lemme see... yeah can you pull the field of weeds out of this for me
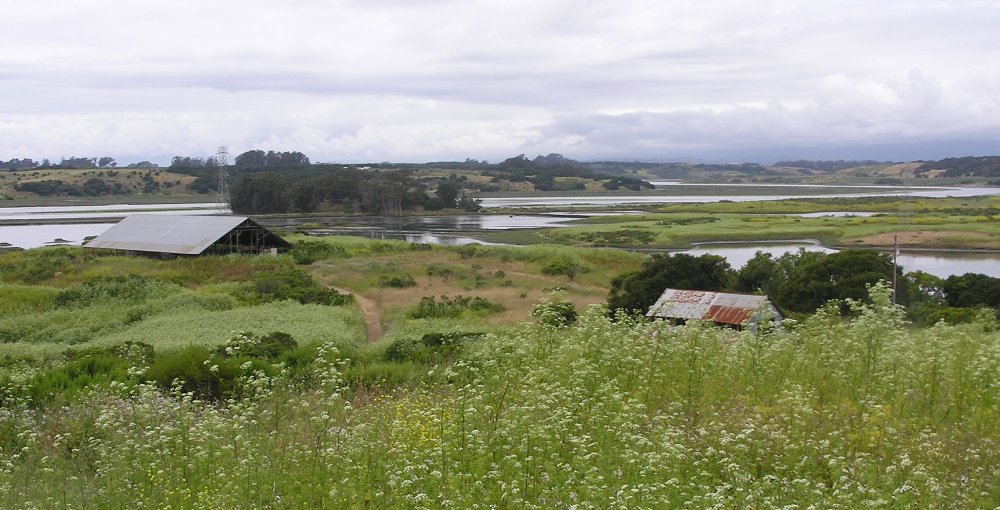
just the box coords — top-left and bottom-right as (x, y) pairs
(1, 241), (998, 508)
(0, 286), (996, 508)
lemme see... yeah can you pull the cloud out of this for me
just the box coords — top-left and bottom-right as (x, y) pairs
(2, 0), (1000, 163)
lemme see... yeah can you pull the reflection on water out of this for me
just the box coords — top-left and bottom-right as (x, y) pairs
(675, 242), (1000, 279)
(2, 203), (998, 278)
(677, 243), (834, 269)
(0, 203), (225, 221)
(402, 234), (503, 246)
(264, 214), (576, 231)
(795, 211), (878, 218)
(480, 185), (1000, 207)
(0, 223), (114, 249)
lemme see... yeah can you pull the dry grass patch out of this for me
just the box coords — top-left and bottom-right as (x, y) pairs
(309, 249), (613, 330)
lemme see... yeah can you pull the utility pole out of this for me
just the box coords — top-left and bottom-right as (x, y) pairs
(892, 234), (899, 305)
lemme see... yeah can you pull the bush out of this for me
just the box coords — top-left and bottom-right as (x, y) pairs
(377, 273), (417, 288)
(408, 295), (504, 319)
(25, 352), (131, 405)
(289, 240), (349, 265)
(216, 331), (298, 361)
(384, 337), (421, 363)
(532, 293), (578, 327)
(248, 268), (353, 305)
(564, 229), (656, 246)
(382, 332), (486, 364)
(0, 246), (89, 284)
(426, 264), (463, 281)
(54, 274), (180, 307)
(145, 345), (275, 401)
(540, 260), (587, 281)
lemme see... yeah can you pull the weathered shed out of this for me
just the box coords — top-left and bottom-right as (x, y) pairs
(646, 288), (782, 330)
(85, 215), (291, 256)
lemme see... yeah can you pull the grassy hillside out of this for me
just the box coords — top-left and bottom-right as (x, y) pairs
(0, 167), (209, 203)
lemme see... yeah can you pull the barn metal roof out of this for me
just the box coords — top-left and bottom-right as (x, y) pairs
(646, 289), (777, 325)
(84, 215), (285, 255)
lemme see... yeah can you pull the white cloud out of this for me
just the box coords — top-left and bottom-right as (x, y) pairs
(2, 0), (1000, 162)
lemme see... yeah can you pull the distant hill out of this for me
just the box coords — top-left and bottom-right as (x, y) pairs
(916, 156), (1000, 178)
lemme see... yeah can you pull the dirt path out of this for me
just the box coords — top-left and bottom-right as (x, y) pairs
(331, 286), (383, 343)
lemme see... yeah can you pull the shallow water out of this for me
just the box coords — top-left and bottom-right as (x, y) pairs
(674, 242), (1000, 278)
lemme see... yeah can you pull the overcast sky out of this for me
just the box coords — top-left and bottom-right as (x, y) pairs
(2, 0), (1000, 164)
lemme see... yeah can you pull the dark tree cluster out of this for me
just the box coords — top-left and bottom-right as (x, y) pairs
(228, 166), (479, 215)
(733, 250), (907, 313)
(608, 253), (731, 313)
(233, 150), (310, 170)
(13, 178), (126, 197)
(4, 158), (39, 171)
(483, 153), (653, 192)
(609, 249), (998, 323)
(5, 156), (117, 170)
(917, 156), (1000, 178)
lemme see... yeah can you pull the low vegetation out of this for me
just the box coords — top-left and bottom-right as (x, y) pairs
(0, 286), (996, 508)
(0, 237), (998, 508)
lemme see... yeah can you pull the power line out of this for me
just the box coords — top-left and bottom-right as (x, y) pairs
(216, 146), (231, 214)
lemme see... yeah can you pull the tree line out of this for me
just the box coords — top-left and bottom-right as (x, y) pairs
(227, 168), (480, 215)
(608, 250), (1000, 323)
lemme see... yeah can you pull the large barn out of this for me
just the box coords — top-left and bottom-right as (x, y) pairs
(646, 288), (782, 330)
(85, 215), (291, 256)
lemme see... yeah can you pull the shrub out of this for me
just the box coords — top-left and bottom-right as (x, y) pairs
(217, 331), (298, 361)
(408, 295), (504, 319)
(426, 264), (463, 281)
(377, 273), (417, 288)
(54, 274), (180, 308)
(532, 293), (578, 327)
(655, 217), (720, 226)
(343, 361), (424, 388)
(144, 345), (275, 400)
(0, 284), (59, 315)
(25, 352), (131, 405)
(456, 244), (479, 259)
(289, 240), (349, 265)
(563, 229), (656, 246)
(540, 259), (587, 281)
(383, 337), (421, 363)
(248, 268), (353, 305)
(0, 246), (89, 284)
(382, 332), (485, 364)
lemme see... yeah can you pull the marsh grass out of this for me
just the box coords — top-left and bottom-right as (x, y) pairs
(548, 211), (1000, 249)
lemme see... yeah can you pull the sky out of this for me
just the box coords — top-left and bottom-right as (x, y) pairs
(2, 0), (1000, 165)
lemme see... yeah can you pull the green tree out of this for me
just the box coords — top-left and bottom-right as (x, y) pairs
(734, 251), (777, 293)
(608, 253), (731, 314)
(230, 172), (289, 214)
(775, 250), (906, 313)
(943, 273), (1000, 308)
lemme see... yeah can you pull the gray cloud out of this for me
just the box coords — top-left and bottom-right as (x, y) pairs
(2, 0), (1000, 163)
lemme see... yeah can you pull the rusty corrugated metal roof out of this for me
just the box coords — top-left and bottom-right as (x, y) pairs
(84, 215), (285, 255)
(646, 289), (776, 325)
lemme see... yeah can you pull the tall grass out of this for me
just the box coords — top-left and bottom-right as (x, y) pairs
(92, 301), (366, 353)
(0, 286), (996, 508)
